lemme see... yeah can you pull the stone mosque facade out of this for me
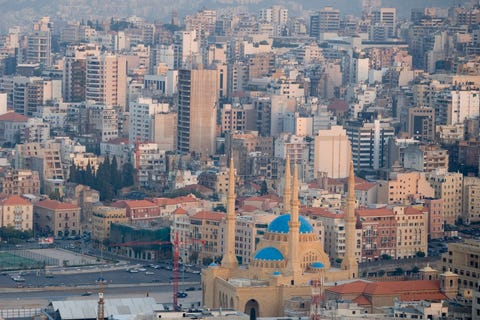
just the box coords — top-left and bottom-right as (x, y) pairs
(202, 157), (359, 318)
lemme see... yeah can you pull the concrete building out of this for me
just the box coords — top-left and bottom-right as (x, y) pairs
(442, 239), (480, 294)
(0, 111), (28, 145)
(86, 54), (127, 110)
(151, 112), (177, 151)
(134, 143), (166, 188)
(403, 144), (449, 173)
(314, 126), (351, 179)
(0, 169), (40, 195)
(91, 206), (128, 242)
(346, 119), (395, 171)
(0, 195), (33, 231)
(462, 176), (480, 224)
(408, 107), (435, 143)
(177, 67), (218, 155)
(129, 98), (169, 144)
(427, 168), (463, 226)
(376, 170), (435, 205)
(423, 198), (444, 240)
(372, 8), (397, 38)
(26, 17), (53, 67)
(111, 199), (160, 222)
(190, 211), (225, 263)
(34, 199), (81, 237)
(309, 7), (340, 38)
(62, 44), (101, 103)
(15, 141), (65, 195)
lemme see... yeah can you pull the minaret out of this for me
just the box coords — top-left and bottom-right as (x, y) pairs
(341, 160), (358, 279)
(221, 157), (238, 269)
(283, 154), (291, 213)
(287, 163), (301, 278)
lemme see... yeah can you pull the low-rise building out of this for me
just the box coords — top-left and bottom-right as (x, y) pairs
(34, 199), (81, 237)
(91, 206), (128, 242)
(442, 239), (480, 294)
(0, 194), (33, 231)
(111, 199), (160, 222)
(0, 169), (40, 195)
(190, 211), (225, 263)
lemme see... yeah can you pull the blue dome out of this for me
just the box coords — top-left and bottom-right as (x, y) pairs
(311, 262), (325, 269)
(267, 214), (314, 234)
(208, 262), (218, 267)
(273, 271), (281, 276)
(254, 247), (284, 261)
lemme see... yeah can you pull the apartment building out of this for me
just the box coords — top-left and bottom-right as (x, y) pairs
(377, 170), (435, 204)
(34, 199), (81, 237)
(427, 168), (463, 226)
(0, 169), (40, 195)
(442, 239), (480, 293)
(190, 211), (225, 263)
(462, 176), (480, 224)
(91, 206), (128, 242)
(0, 195), (33, 231)
(393, 205), (428, 259)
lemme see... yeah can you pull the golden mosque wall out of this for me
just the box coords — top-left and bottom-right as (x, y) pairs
(201, 158), (359, 319)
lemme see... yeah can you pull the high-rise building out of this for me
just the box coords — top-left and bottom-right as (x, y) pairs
(85, 54), (127, 110)
(346, 119), (395, 171)
(310, 7), (340, 38)
(408, 107), (435, 143)
(177, 67), (218, 155)
(427, 168), (463, 226)
(372, 8), (396, 38)
(314, 126), (351, 179)
(129, 98), (169, 144)
(26, 17), (53, 67)
(63, 44), (101, 103)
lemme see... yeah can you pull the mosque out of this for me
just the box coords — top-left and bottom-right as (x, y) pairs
(202, 157), (359, 319)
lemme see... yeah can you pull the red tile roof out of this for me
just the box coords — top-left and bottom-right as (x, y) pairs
(352, 295), (371, 306)
(0, 112), (29, 122)
(173, 207), (188, 215)
(355, 182), (376, 191)
(356, 207), (393, 217)
(0, 195), (32, 206)
(327, 279), (447, 302)
(112, 200), (157, 208)
(190, 211), (225, 221)
(35, 199), (79, 210)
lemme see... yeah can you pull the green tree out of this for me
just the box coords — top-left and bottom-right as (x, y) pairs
(260, 181), (268, 195)
(416, 251), (426, 258)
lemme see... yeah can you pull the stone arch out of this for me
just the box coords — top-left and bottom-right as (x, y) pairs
(245, 299), (259, 320)
(230, 297), (234, 308)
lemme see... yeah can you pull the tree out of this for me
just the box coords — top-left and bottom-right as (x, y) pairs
(416, 251), (426, 258)
(260, 180), (268, 195)
(381, 254), (392, 260)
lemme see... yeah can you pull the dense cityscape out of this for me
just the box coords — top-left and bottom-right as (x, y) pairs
(0, 0), (479, 319)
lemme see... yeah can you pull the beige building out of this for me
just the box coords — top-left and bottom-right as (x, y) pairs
(0, 195), (33, 231)
(393, 205), (428, 259)
(427, 168), (463, 226)
(462, 176), (480, 224)
(235, 214), (276, 265)
(377, 170), (435, 204)
(86, 54), (127, 110)
(202, 159), (358, 318)
(15, 142), (65, 194)
(403, 144), (449, 173)
(152, 112), (177, 151)
(190, 211), (225, 263)
(91, 206), (127, 242)
(303, 208), (362, 263)
(0, 169), (40, 195)
(34, 199), (81, 237)
(442, 239), (480, 294)
(314, 126), (351, 179)
(177, 67), (218, 155)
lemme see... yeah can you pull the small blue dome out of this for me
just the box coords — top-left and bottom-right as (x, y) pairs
(209, 262), (218, 267)
(273, 271), (281, 276)
(267, 214), (314, 234)
(311, 262), (325, 269)
(254, 247), (284, 261)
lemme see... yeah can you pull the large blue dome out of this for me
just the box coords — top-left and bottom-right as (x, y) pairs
(254, 247), (284, 261)
(267, 214), (314, 234)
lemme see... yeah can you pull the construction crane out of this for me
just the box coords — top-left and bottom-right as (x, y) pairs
(310, 275), (324, 320)
(172, 231), (206, 310)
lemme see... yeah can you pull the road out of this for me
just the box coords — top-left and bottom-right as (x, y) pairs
(0, 265), (202, 309)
